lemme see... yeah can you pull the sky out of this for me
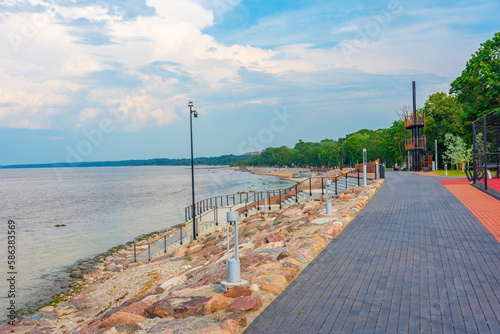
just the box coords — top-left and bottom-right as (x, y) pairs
(0, 0), (499, 165)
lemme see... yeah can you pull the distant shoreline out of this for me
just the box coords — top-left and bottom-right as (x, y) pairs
(0, 154), (256, 169)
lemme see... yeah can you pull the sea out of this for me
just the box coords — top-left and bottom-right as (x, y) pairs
(0, 166), (293, 323)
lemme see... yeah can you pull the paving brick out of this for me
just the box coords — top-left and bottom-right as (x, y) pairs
(243, 172), (500, 334)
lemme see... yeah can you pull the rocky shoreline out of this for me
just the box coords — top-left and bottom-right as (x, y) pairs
(1, 178), (383, 334)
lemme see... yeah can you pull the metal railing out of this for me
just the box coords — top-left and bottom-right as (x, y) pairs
(405, 136), (426, 151)
(135, 167), (383, 262)
(404, 113), (426, 129)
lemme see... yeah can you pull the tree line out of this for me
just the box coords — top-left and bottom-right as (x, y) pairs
(1, 154), (255, 169)
(238, 32), (500, 170)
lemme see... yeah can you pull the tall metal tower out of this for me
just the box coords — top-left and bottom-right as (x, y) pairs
(404, 81), (426, 171)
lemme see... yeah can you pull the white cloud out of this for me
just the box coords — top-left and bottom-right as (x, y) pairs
(0, 0), (497, 135)
(62, 55), (102, 75)
(331, 24), (358, 34)
(0, 70), (81, 129)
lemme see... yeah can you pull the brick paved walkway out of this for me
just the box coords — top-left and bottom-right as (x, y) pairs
(244, 172), (500, 334)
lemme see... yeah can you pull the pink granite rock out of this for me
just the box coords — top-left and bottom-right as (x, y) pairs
(223, 286), (252, 298)
(203, 294), (233, 314)
(240, 254), (273, 270)
(251, 274), (287, 289)
(54, 303), (78, 315)
(99, 312), (146, 328)
(145, 296), (211, 319)
(229, 297), (262, 312)
(220, 319), (241, 334)
(285, 237), (310, 249)
(18, 318), (37, 326)
(120, 300), (153, 316)
(260, 282), (282, 295)
(264, 234), (285, 243)
(276, 251), (290, 260)
(302, 201), (320, 213)
(257, 223), (272, 231)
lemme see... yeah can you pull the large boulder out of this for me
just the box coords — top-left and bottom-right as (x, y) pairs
(264, 234), (285, 243)
(302, 201), (320, 213)
(240, 254), (273, 271)
(229, 297), (263, 312)
(54, 303), (78, 316)
(145, 296), (211, 319)
(160, 275), (186, 291)
(99, 312), (146, 328)
(260, 283), (281, 295)
(251, 274), (287, 289)
(119, 300), (153, 316)
(220, 319), (240, 334)
(204, 294), (233, 314)
(223, 286), (252, 298)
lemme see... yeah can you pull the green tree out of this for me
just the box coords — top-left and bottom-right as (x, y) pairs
(275, 146), (292, 167)
(343, 131), (370, 165)
(422, 92), (466, 166)
(378, 120), (408, 165)
(450, 32), (500, 122)
(442, 133), (472, 171)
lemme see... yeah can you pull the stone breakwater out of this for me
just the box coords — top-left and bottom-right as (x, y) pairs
(0, 179), (383, 334)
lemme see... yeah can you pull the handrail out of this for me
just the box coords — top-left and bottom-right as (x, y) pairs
(136, 166), (383, 262)
(185, 170), (349, 223)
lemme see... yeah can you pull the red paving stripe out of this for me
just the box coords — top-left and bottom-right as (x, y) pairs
(442, 183), (500, 243)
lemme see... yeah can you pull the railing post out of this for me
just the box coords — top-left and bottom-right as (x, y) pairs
(357, 169), (360, 186)
(268, 191), (271, 211)
(164, 236), (167, 254)
(215, 208), (218, 226)
(484, 115), (488, 190)
(309, 178), (312, 196)
(295, 184), (298, 203)
(496, 127), (499, 179)
(279, 190), (282, 209)
(321, 178), (324, 197)
(335, 177), (338, 195)
(134, 245), (137, 262)
(180, 225), (183, 245)
(148, 243), (151, 262)
(345, 173), (348, 189)
(245, 193), (248, 217)
(473, 122), (477, 183)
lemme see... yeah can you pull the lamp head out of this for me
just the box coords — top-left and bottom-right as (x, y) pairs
(188, 101), (194, 107)
(193, 111), (198, 118)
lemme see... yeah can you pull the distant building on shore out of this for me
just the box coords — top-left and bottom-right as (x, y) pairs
(244, 152), (261, 155)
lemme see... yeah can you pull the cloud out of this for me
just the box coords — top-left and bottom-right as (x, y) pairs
(0, 0), (499, 166)
(0, 66), (82, 129)
(62, 55), (102, 75)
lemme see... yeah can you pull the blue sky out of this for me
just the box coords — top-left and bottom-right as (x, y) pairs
(0, 0), (499, 165)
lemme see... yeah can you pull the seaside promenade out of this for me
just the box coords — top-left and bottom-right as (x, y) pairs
(244, 171), (500, 333)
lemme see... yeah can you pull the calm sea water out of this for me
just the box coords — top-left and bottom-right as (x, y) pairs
(0, 166), (293, 322)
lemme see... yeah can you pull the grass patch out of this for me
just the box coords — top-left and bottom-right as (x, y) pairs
(430, 170), (467, 177)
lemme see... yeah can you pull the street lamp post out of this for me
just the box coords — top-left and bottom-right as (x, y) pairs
(189, 101), (198, 241)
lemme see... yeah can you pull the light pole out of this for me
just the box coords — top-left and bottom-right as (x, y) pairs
(189, 101), (198, 240)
